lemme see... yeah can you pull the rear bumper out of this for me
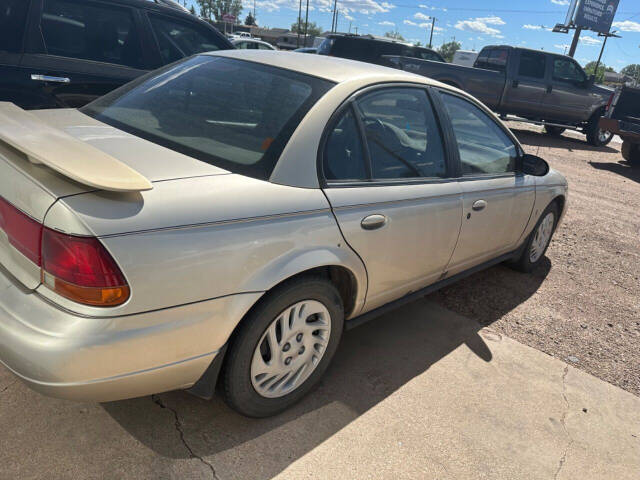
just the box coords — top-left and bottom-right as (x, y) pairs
(0, 267), (261, 402)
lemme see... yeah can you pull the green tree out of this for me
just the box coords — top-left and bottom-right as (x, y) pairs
(189, 5), (196, 15)
(621, 64), (640, 82)
(414, 41), (423, 47)
(197, 0), (243, 22)
(290, 21), (322, 37)
(584, 61), (614, 83)
(437, 41), (461, 63)
(384, 30), (404, 41)
(245, 12), (257, 26)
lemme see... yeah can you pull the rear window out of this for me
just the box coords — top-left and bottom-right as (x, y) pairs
(321, 37), (406, 64)
(0, 0), (29, 53)
(82, 56), (334, 181)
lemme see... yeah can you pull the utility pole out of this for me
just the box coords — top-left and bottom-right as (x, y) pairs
(429, 17), (436, 48)
(331, 0), (338, 32)
(297, 0), (302, 47)
(253, 0), (255, 18)
(303, 0), (309, 46)
(568, 26), (582, 57)
(349, 21), (352, 33)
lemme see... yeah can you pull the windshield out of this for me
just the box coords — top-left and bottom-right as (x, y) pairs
(82, 56), (334, 180)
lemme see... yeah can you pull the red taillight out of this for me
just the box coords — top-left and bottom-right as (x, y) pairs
(605, 92), (614, 112)
(0, 196), (129, 306)
(0, 196), (42, 265)
(41, 228), (129, 306)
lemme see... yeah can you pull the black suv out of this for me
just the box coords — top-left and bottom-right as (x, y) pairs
(317, 34), (444, 67)
(0, 0), (232, 109)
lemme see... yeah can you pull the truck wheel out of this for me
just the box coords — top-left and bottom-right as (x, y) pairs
(585, 113), (613, 147)
(621, 140), (640, 166)
(544, 126), (565, 136)
(222, 277), (344, 417)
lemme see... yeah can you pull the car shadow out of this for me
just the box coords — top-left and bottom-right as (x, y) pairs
(102, 260), (550, 480)
(589, 159), (640, 184)
(509, 127), (618, 154)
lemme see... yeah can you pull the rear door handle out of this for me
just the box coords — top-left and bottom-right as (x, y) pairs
(31, 74), (71, 84)
(472, 200), (487, 211)
(361, 214), (387, 230)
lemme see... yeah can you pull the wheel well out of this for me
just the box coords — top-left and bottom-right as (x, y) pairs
(552, 195), (566, 217)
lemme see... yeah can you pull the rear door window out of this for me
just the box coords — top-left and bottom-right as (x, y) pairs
(518, 51), (546, 79)
(0, 0), (30, 53)
(40, 0), (143, 68)
(149, 14), (226, 64)
(324, 107), (368, 181)
(356, 88), (447, 180)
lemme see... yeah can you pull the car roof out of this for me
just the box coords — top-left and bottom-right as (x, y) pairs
(207, 50), (435, 85)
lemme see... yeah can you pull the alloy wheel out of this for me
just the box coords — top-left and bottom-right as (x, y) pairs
(529, 212), (555, 263)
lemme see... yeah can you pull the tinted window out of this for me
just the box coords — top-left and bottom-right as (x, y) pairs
(441, 93), (517, 175)
(410, 48), (443, 62)
(82, 56), (334, 181)
(41, 0), (143, 68)
(475, 49), (490, 69)
(553, 58), (586, 84)
(357, 88), (446, 179)
(0, 0), (29, 53)
(149, 14), (225, 64)
(518, 51), (546, 79)
(317, 37), (334, 55)
(486, 48), (508, 73)
(258, 43), (273, 50)
(324, 107), (367, 181)
(327, 37), (405, 64)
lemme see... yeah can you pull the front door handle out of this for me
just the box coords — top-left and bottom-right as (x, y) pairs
(31, 74), (71, 84)
(546, 85), (553, 94)
(361, 214), (387, 230)
(472, 200), (487, 211)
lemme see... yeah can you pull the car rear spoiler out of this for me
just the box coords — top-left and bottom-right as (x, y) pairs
(0, 102), (152, 192)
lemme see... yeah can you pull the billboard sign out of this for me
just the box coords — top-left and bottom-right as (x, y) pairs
(574, 0), (619, 33)
(222, 13), (236, 23)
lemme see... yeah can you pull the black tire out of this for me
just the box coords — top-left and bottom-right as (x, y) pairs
(509, 202), (559, 273)
(621, 140), (640, 166)
(544, 126), (565, 136)
(222, 277), (344, 417)
(585, 112), (614, 147)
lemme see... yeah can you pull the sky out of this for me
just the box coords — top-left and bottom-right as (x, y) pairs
(185, 0), (640, 70)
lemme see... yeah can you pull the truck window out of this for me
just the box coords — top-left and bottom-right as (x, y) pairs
(553, 58), (586, 84)
(0, 0), (30, 53)
(518, 51), (546, 79)
(486, 49), (508, 73)
(474, 49), (490, 69)
(40, 0), (143, 68)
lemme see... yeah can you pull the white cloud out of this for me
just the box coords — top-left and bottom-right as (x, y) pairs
(378, 20), (395, 26)
(476, 16), (505, 26)
(414, 12), (430, 21)
(404, 19), (418, 26)
(612, 20), (640, 32)
(523, 24), (543, 30)
(256, 0), (395, 15)
(551, 0), (569, 5)
(580, 35), (602, 46)
(455, 17), (503, 36)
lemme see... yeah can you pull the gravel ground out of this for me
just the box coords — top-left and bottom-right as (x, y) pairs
(431, 123), (640, 397)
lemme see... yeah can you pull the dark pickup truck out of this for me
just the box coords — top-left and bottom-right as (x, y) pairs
(386, 45), (615, 146)
(600, 86), (640, 166)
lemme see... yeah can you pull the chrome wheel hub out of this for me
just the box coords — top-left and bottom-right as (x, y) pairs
(530, 212), (555, 263)
(251, 300), (331, 398)
(598, 129), (612, 143)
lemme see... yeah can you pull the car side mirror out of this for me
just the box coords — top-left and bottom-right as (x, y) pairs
(586, 75), (595, 87)
(520, 154), (549, 176)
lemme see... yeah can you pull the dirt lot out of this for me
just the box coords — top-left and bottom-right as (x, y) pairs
(432, 123), (640, 397)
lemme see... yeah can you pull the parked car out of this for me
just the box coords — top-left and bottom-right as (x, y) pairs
(600, 85), (640, 166)
(293, 47), (318, 54)
(0, 51), (567, 417)
(317, 33), (444, 66)
(231, 38), (277, 50)
(0, 0), (232, 109)
(385, 45), (615, 146)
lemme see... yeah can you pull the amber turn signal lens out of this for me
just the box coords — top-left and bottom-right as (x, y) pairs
(42, 271), (130, 307)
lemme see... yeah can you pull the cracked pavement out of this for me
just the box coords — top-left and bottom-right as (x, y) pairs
(1, 300), (638, 479)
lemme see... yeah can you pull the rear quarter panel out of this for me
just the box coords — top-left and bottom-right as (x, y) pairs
(40, 175), (367, 318)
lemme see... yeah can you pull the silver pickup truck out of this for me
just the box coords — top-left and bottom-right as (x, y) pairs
(386, 45), (615, 146)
